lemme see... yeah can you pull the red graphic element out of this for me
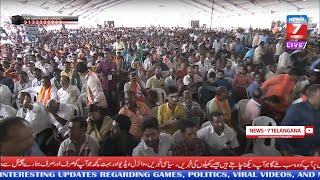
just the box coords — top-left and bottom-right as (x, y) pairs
(305, 126), (314, 136)
(286, 23), (308, 40)
(1, 157), (320, 170)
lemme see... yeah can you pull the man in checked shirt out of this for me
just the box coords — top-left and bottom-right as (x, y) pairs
(170, 120), (210, 156)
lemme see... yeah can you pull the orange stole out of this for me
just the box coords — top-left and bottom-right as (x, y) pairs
(214, 96), (231, 127)
(37, 86), (52, 106)
(131, 83), (144, 102)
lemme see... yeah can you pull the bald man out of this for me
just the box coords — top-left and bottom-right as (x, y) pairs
(0, 117), (45, 156)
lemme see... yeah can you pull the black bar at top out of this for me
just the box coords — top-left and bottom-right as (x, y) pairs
(22, 16), (78, 21)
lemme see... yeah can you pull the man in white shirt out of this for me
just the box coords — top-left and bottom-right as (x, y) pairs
(253, 41), (264, 65)
(16, 92), (30, 118)
(20, 92), (50, 135)
(274, 40), (284, 63)
(14, 71), (32, 97)
(76, 62), (107, 109)
(197, 111), (239, 155)
(277, 50), (292, 74)
(0, 103), (17, 120)
(165, 68), (177, 89)
(25, 62), (35, 81)
(213, 39), (222, 54)
(31, 68), (43, 87)
(183, 66), (203, 94)
(133, 117), (173, 156)
(0, 84), (12, 106)
(181, 41), (194, 53)
(36, 58), (53, 77)
(195, 54), (210, 77)
(252, 32), (260, 48)
(57, 76), (80, 104)
(46, 99), (76, 139)
(113, 36), (125, 55)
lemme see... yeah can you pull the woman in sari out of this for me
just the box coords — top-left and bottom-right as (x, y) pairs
(87, 104), (113, 142)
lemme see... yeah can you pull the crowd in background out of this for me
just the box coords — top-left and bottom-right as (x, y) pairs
(0, 24), (319, 157)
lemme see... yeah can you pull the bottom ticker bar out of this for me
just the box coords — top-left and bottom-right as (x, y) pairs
(0, 170), (320, 180)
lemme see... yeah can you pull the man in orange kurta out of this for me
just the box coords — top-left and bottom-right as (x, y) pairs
(261, 68), (302, 112)
(119, 91), (152, 138)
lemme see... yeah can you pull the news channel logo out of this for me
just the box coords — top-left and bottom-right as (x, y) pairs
(286, 15), (308, 50)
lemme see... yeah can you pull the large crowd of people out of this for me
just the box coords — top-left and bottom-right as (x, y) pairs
(0, 24), (319, 156)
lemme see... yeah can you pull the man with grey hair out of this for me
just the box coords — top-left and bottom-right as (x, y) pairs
(280, 84), (320, 156)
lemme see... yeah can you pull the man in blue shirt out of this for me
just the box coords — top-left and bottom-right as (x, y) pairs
(279, 84), (320, 156)
(247, 73), (262, 98)
(215, 70), (232, 91)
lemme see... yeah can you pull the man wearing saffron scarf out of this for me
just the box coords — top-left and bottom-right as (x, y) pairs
(23, 76), (58, 106)
(206, 86), (232, 127)
(124, 68), (148, 103)
(261, 68), (304, 113)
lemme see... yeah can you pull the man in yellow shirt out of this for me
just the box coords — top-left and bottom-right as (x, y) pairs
(158, 86), (187, 135)
(146, 67), (165, 90)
